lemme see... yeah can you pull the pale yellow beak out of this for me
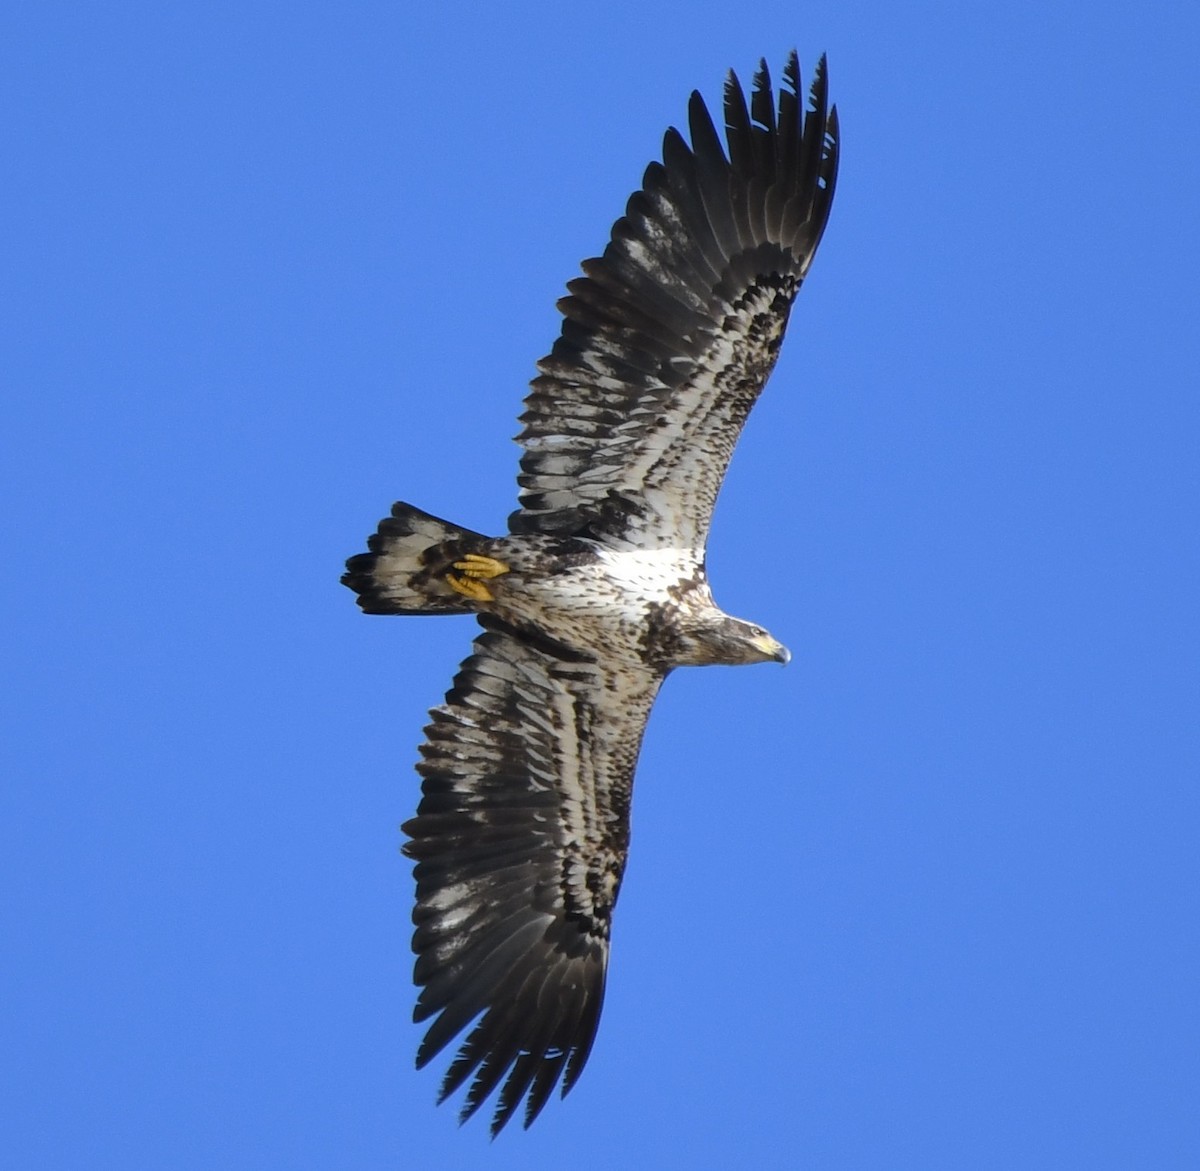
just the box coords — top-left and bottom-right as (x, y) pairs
(752, 633), (791, 664)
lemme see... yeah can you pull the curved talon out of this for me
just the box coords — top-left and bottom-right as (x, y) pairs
(446, 573), (495, 602)
(452, 554), (510, 580)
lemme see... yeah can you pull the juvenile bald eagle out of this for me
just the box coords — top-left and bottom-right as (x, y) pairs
(343, 52), (838, 1135)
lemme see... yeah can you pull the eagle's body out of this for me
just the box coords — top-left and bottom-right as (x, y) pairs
(486, 540), (699, 663)
(343, 52), (838, 1135)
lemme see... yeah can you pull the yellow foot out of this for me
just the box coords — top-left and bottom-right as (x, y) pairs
(452, 554), (510, 580)
(445, 553), (510, 603)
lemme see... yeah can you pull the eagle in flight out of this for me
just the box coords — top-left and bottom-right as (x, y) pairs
(343, 52), (838, 1135)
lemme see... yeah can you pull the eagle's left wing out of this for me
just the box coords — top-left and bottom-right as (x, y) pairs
(510, 52), (838, 552)
(403, 621), (664, 1135)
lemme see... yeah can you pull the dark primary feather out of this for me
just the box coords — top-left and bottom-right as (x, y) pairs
(510, 51), (839, 547)
(404, 628), (663, 1135)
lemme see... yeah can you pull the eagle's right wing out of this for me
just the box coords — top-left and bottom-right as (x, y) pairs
(403, 623), (664, 1135)
(509, 52), (838, 552)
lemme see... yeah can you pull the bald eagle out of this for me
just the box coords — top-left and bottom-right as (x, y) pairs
(343, 52), (838, 1135)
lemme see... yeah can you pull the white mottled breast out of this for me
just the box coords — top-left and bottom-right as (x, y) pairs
(490, 540), (704, 662)
(594, 545), (700, 595)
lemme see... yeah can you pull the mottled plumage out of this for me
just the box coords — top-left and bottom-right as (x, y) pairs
(343, 52), (838, 1135)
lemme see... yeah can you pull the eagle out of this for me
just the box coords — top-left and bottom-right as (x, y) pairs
(343, 51), (838, 1135)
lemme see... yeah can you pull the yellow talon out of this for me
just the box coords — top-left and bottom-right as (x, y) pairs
(452, 554), (510, 580)
(446, 573), (495, 602)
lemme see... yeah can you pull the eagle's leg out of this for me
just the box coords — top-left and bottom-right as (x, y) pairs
(445, 553), (510, 602)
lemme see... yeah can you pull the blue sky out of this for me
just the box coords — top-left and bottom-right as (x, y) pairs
(3, 2), (1199, 1167)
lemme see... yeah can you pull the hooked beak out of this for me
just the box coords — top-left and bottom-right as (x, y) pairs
(752, 633), (791, 665)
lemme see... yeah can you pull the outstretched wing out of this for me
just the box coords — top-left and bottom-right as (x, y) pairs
(403, 621), (664, 1135)
(510, 52), (839, 551)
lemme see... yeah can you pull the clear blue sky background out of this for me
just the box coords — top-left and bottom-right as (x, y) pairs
(4, 3), (1198, 1168)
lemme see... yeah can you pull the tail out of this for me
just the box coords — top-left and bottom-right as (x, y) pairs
(342, 502), (487, 615)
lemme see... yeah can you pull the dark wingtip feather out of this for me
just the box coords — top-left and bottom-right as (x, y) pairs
(786, 48), (802, 89)
(753, 57), (773, 110)
(722, 68), (753, 180)
(687, 89), (726, 166)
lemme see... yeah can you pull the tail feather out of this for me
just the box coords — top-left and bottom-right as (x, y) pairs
(343, 502), (486, 615)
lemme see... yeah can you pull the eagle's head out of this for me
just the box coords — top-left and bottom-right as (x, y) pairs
(669, 612), (790, 668)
